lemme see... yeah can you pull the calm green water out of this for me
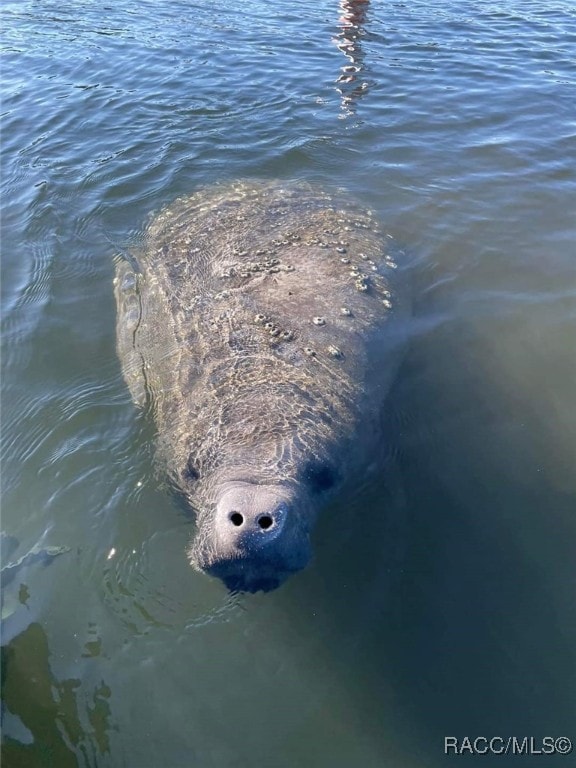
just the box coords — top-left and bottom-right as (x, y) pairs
(1, 1), (575, 766)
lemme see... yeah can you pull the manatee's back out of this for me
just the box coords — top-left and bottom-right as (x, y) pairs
(115, 180), (407, 480)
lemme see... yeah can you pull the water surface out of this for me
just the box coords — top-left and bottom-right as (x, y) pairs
(1, 1), (575, 766)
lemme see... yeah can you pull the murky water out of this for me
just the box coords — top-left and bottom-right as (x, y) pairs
(1, 1), (575, 766)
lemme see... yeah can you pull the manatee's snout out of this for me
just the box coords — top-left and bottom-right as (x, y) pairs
(218, 494), (288, 541)
(196, 482), (312, 592)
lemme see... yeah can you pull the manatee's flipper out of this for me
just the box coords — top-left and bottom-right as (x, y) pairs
(114, 258), (148, 407)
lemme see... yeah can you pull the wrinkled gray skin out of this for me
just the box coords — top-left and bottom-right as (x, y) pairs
(115, 180), (408, 592)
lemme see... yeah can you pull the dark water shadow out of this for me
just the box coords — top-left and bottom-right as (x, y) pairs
(2, 615), (114, 767)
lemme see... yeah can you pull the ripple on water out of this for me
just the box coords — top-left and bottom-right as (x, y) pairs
(1, 238), (54, 324)
(99, 530), (244, 636)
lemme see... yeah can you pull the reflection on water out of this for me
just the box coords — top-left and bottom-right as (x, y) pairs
(1, 535), (114, 766)
(334, 0), (371, 117)
(1, 623), (113, 768)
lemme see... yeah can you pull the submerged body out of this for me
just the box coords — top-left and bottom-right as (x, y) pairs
(115, 180), (407, 591)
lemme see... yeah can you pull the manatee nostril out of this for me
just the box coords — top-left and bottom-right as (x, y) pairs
(258, 514), (274, 530)
(230, 512), (244, 527)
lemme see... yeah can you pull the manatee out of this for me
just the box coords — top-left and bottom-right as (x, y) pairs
(114, 180), (408, 592)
